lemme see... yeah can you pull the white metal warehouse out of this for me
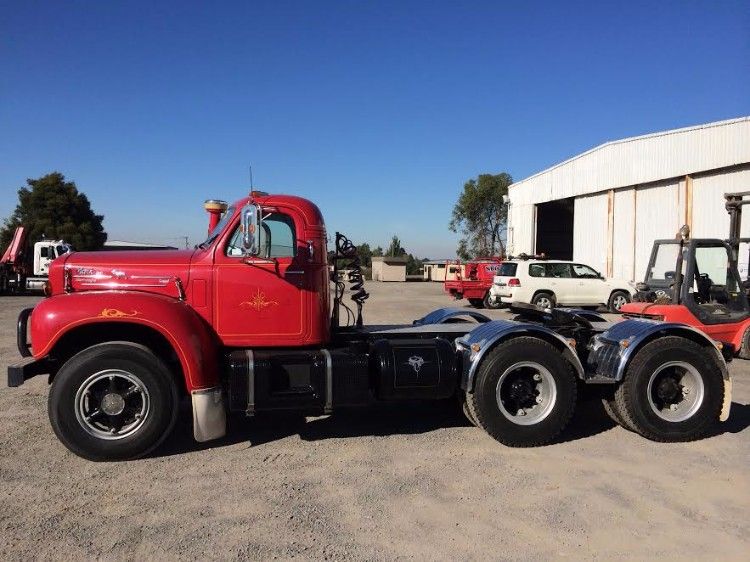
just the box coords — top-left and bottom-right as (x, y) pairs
(506, 116), (750, 282)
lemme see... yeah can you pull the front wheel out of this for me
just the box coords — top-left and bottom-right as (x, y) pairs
(466, 337), (577, 447)
(608, 290), (630, 312)
(614, 337), (724, 441)
(49, 342), (179, 461)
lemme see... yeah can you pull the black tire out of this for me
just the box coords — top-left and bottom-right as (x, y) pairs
(483, 291), (502, 310)
(48, 342), (179, 461)
(738, 324), (750, 359)
(600, 390), (636, 432)
(468, 298), (484, 308)
(608, 290), (630, 313)
(459, 395), (477, 426)
(614, 337), (724, 442)
(466, 337), (577, 447)
(531, 292), (556, 309)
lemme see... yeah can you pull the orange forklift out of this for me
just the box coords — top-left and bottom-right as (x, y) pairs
(620, 192), (750, 357)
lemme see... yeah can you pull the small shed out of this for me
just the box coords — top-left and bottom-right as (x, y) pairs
(371, 256), (407, 282)
(422, 260), (464, 282)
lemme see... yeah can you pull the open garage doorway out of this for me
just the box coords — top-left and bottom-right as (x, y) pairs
(535, 198), (574, 260)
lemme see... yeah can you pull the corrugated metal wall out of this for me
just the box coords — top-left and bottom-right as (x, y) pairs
(508, 164), (750, 281)
(612, 189), (635, 280)
(633, 180), (681, 279)
(573, 193), (608, 274)
(508, 202), (535, 256)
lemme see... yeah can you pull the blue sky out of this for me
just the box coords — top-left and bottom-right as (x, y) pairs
(1, 0), (748, 258)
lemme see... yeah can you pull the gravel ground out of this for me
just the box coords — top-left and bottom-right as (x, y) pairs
(1, 282), (748, 561)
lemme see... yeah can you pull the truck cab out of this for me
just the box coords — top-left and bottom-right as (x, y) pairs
(443, 257), (503, 309)
(34, 240), (72, 277)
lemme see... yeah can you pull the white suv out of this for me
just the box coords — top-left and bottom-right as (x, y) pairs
(489, 260), (635, 312)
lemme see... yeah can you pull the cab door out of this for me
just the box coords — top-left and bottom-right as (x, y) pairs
(545, 263), (577, 304)
(571, 263), (603, 304)
(213, 212), (309, 347)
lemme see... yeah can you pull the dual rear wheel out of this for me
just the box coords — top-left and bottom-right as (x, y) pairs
(466, 336), (724, 447)
(601, 337), (724, 441)
(465, 337), (577, 447)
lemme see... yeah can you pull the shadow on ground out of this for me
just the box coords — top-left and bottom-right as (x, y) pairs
(153, 391), (641, 458)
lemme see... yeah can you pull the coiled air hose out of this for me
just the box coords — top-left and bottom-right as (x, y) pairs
(332, 232), (369, 328)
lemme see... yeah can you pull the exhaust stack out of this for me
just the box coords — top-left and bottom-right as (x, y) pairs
(203, 200), (228, 235)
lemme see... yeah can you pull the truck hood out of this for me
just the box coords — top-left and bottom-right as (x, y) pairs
(59, 249), (195, 299)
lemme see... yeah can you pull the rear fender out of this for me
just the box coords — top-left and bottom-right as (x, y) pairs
(587, 319), (729, 382)
(457, 319), (584, 392)
(413, 307), (491, 326)
(31, 291), (220, 391)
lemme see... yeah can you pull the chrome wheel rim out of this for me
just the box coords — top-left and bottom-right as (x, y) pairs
(496, 361), (557, 425)
(646, 361), (704, 422)
(535, 297), (552, 309)
(74, 369), (150, 440)
(613, 295), (627, 310)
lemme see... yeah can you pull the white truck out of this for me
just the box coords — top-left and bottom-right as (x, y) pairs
(0, 226), (72, 293)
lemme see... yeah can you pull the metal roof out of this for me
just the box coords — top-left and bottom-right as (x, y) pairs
(509, 116), (750, 204)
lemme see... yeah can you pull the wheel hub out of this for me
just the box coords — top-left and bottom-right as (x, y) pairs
(74, 369), (150, 440)
(655, 377), (682, 405)
(508, 378), (536, 404)
(101, 393), (126, 416)
(496, 362), (557, 426)
(647, 361), (705, 422)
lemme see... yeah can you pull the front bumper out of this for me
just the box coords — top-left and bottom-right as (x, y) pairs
(8, 357), (52, 387)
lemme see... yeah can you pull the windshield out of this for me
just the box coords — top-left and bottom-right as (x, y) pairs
(647, 242), (680, 286)
(498, 263), (517, 276)
(198, 205), (235, 249)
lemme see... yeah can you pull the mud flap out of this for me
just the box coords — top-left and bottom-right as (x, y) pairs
(720, 377), (732, 422)
(192, 387), (227, 442)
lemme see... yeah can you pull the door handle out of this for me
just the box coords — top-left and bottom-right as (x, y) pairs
(286, 271), (305, 275)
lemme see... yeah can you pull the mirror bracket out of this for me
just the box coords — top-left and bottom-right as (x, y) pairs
(241, 204), (261, 256)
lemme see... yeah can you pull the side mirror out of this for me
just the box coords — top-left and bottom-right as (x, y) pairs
(241, 203), (261, 256)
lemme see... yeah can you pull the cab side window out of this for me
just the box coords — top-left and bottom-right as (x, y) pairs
(572, 264), (599, 278)
(529, 264), (545, 277)
(226, 213), (297, 258)
(545, 263), (572, 278)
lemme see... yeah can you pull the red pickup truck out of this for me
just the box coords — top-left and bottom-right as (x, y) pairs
(444, 258), (503, 309)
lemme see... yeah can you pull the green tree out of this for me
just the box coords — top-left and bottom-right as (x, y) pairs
(356, 242), (373, 267)
(0, 172), (107, 251)
(372, 246), (384, 257)
(449, 172), (512, 260)
(386, 235), (406, 257)
(406, 254), (428, 276)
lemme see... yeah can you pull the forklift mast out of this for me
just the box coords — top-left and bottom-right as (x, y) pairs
(724, 191), (750, 274)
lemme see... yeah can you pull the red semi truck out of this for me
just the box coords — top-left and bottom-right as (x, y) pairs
(443, 257), (503, 309)
(8, 191), (733, 461)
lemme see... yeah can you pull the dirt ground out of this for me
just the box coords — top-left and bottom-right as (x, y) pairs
(1, 282), (748, 561)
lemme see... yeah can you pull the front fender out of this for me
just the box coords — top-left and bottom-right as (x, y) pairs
(587, 319), (729, 382)
(31, 291), (220, 391)
(458, 319), (585, 392)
